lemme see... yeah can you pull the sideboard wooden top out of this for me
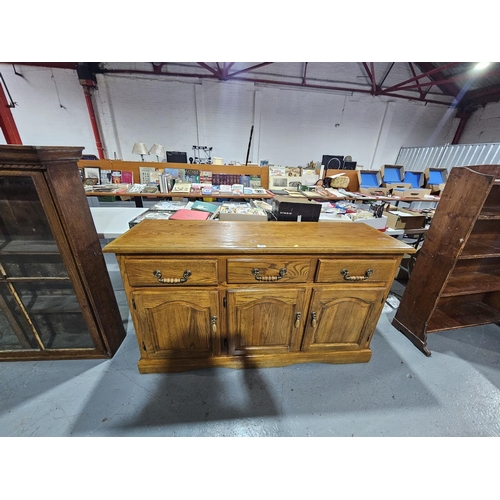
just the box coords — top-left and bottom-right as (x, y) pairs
(104, 220), (415, 255)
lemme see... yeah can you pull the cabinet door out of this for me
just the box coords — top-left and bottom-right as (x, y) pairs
(301, 286), (385, 352)
(132, 289), (219, 359)
(0, 172), (98, 354)
(226, 288), (306, 355)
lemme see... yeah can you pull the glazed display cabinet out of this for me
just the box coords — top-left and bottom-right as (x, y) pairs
(0, 145), (126, 360)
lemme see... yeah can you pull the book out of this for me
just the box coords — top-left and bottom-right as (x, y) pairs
(285, 167), (302, 177)
(191, 201), (219, 214)
(170, 209), (210, 220)
(111, 170), (122, 184)
(201, 184), (213, 195)
(121, 170), (134, 184)
(185, 169), (200, 183)
(171, 182), (192, 193)
(127, 183), (147, 193)
(149, 169), (161, 183)
(100, 169), (112, 184)
(163, 168), (180, 179)
(142, 185), (159, 194)
(200, 170), (213, 184)
(139, 166), (155, 184)
(190, 183), (203, 194)
(232, 184), (244, 195)
(270, 175), (288, 189)
(249, 175), (261, 188)
(269, 166), (286, 177)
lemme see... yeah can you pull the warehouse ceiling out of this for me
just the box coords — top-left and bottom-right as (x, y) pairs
(7, 61), (500, 113)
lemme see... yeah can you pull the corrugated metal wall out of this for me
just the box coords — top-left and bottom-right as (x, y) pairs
(395, 142), (500, 172)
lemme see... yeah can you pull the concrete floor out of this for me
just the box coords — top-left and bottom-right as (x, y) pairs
(1, 253), (500, 438)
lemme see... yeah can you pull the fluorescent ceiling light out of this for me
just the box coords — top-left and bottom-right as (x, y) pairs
(473, 62), (491, 71)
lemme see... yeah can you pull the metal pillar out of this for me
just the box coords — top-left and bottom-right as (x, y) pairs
(0, 79), (22, 144)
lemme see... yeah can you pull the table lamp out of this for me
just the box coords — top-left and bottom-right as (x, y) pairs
(149, 143), (165, 162)
(132, 142), (149, 161)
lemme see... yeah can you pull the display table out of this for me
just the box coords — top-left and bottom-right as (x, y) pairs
(104, 220), (414, 373)
(90, 207), (147, 238)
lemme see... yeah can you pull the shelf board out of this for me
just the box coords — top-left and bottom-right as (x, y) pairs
(478, 207), (500, 219)
(442, 272), (500, 297)
(459, 240), (500, 259)
(427, 301), (500, 333)
(0, 240), (60, 254)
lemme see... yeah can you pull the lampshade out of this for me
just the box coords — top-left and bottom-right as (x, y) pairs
(132, 143), (149, 155)
(149, 143), (165, 157)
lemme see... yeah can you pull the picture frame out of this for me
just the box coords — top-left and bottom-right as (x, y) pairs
(83, 167), (101, 183)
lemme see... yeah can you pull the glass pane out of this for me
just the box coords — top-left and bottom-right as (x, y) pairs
(0, 282), (39, 351)
(0, 174), (95, 352)
(1, 254), (68, 278)
(13, 282), (94, 349)
(0, 175), (59, 252)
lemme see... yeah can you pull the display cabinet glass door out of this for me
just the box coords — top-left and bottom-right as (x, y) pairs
(0, 173), (95, 354)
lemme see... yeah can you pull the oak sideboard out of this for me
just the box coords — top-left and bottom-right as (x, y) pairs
(104, 220), (413, 373)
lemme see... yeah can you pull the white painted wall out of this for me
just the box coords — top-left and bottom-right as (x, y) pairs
(0, 64), (97, 155)
(459, 101), (500, 143)
(1, 63), (498, 167)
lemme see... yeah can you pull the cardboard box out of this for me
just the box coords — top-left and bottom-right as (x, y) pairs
(352, 215), (388, 230)
(404, 171), (425, 188)
(358, 186), (392, 196)
(358, 170), (392, 196)
(381, 164), (405, 185)
(385, 208), (426, 230)
(218, 206), (268, 221)
(271, 196), (321, 222)
(392, 188), (432, 199)
(424, 167), (448, 194)
(385, 183), (412, 190)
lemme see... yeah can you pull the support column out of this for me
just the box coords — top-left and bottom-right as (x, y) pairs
(80, 79), (105, 159)
(0, 80), (22, 144)
(452, 112), (471, 144)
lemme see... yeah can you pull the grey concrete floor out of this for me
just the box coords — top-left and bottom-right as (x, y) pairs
(1, 253), (500, 438)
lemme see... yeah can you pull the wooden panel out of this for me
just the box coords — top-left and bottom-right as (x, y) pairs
(442, 272), (500, 297)
(427, 301), (500, 332)
(125, 258), (218, 286)
(133, 289), (219, 358)
(226, 288), (306, 355)
(104, 220), (415, 256)
(302, 286), (385, 352)
(227, 258), (311, 283)
(316, 258), (396, 283)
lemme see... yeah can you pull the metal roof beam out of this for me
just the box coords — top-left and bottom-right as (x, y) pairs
(383, 62), (461, 93)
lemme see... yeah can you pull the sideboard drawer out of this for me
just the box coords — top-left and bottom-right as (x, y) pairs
(125, 259), (218, 286)
(227, 259), (311, 283)
(316, 258), (396, 284)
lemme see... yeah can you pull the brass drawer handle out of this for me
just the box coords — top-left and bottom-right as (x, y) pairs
(340, 268), (373, 282)
(153, 269), (192, 284)
(211, 316), (217, 333)
(311, 312), (317, 328)
(251, 267), (287, 281)
(294, 312), (301, 328)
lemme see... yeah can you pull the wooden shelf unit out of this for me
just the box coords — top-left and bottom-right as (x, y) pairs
(392, 165), (500, 355)
(77, 159), (270, 188)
